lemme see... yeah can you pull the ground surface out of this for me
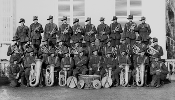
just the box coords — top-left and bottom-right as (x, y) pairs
(0, 77), (175, 100)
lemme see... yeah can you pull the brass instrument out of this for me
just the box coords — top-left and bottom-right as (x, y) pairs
(75, 27), (81, 34)
(97, 60), (101, 72)
(114, 25), (120, 32)
(11, 44), (19, 54)
(102, 67), (113, 88)
(147, 46), (159, 55)
(29, 59), (43, 87)
(55, 46), (63, 54)
(132, 44), (140, 55)
(129, 24), (136, 32)
(34, 24), (41, 33)
(59, 65), (70, 86)
(120, 64), (130, 87)
(50, 25), (57, 36)
(45, 64), (55, 86)
(88, 25), (94, 36)
(63, 25), (69, 34)
(136, 63), (145, 86)
(41, 45), (49, 54)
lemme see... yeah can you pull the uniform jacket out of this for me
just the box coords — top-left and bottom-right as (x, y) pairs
(117, 55), (131, 65)
(137, 23), (151, 41)
(44, 22), (58, 40)
(15, 25), (29, 42)
(29, 22), (44, 40)
(96, 23), (110, 42)
(103, 56), (116, 70)
(123, 22), (137, 39)
(24, 56), (35, 68)
(133, 55), (149, 68)
(109, 22), (123, 40)
(61, 56), (74, 69)
(74, 55), (88, 67)
(150, 61), (168, 75)
(88, 55), (102, 69)
(46, 56), (60, 67)
(84, 24), (96, 42)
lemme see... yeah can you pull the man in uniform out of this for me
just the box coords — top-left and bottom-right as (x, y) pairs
(96, 17), (110, 47)
(150, 59), (168, 88)
(55, 40), (68, 59)
(109, 16), (123, 47)
(123, 15), (137, 47)
(132, 50), (149, 86)
(60, 48), (74, 78)
(102, 39), (114, 57)
(23, 47), (36, 87)
(119, 38), (131, 56)
(29, 16), (44, 56)
(88, 39), (99, 56)
(136, 17), (151, 45)
(70, 18), (83, 45)
(44, 15), (58, 46)
(71, 41), (82, 57)
(73, 48), (88, 78)
(83, 17), (97, 47)
(15, 18), (30, 50)
(58, 16), (73, 47)
(89, 48), (103, 75)
(113, 51), (132, 86)
(7, 36), (24, 87)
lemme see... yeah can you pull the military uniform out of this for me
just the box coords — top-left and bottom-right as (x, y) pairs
(15, 18), (30, 47)
(58, 16), (73, 47)
(150, 60), (168, 87)
(118, 39), (131, 56)
(123, 15), (137, 47)
(83, 17), (97, 46)
(70, 42), (82, 57)
(88, 41), (100, 56)
(44, 16), (58, 45)
(102, 39), (114, 56)
(60, 48), (74, 78)
(29, 16), (44, 50)
(96, 17), (110, 46)
(73, 49), (88, 77)
(109, 16), (123, 46)
(132, 53), (149, 85)
(137, 17), (151, 45)
(113, 53), (132, 85)
(55, 40), (68, 59)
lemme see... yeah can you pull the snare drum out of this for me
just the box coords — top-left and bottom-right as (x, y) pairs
(78, 75), (101, 89)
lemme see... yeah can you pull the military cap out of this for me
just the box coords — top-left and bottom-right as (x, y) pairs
(33, 16), (38, 21)
(73, 18), (79, 24)
(100, 17), (105, 21)
(85, 17), (91, 22)
(47, 15), (53, 20)
(19, 18), (25, 23)
(127, 15), (133, 19)
(153, 37), (158, 42)
(140, 16), (146, 21)
(111, 16), (118, 21)
(61, 16), (67, 21)
(12, 36), (19, 41)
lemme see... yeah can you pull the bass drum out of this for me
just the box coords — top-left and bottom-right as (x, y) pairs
(67, 76), (77, 88)
(101, 76), (112, 88)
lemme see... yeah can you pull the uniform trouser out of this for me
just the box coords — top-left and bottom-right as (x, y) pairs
(126, 38), (136, 47)
(111, 39), (120, 47)
(113, 67), (131, 84)
(89, 67), (106, 77)
(24, 67), (31, 84)
(151, 72), (167, 87)
(73, 66), (88, 78)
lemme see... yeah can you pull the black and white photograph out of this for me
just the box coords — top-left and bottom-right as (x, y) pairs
(0, 0), (175, 100)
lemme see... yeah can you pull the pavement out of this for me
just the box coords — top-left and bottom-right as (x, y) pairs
(0, 77), (175, 100)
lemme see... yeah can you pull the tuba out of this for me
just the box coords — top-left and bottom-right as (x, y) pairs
(59, 65), (70, 86)
(120, 64), (130, 87)
(45, 64), (55, 86)
(147, 46), (159, 55)
(132, 44), (140, 55)
(29, 59), (43, 87)
(136, 63), (145, 86)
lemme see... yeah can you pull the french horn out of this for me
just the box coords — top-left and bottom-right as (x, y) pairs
(29, 59), (43, 87)
(120, 64), (130, 87)
(45, 64), (55, 86)
(136, 63), (145, 86)
(147, 46), (159, 55)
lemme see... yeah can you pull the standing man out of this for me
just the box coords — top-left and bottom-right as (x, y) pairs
(137, 16), (151, 45)
(29, 16), (44, 56)
(109, 16), (123, 47)
(44, 15), (58, 46)
(123, 15), (137, 47)
(96, 17), (110, 47)
(58, 16), (73, 47)
(83, 17), (97, 47)
(15, 18), (30, 50)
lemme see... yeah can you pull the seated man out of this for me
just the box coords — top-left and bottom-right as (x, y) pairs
(150, 58), (168, 88)
(73, 48), (88, 78)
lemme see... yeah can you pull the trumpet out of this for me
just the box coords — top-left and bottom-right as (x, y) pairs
(132, 44), (140, 55)
(147, 46), (159, 55)
(120, 64), (130, 87)
(136, 63), (145, 86)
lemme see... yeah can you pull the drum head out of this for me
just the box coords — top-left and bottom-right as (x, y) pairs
(67, 76), (77, 88)
(92, 80), (101, 89)
(102, 77), (112, 88)
(77, 80), (85, 89)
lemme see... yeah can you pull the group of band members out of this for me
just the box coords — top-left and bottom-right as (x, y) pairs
(7, 14), (168, 88)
